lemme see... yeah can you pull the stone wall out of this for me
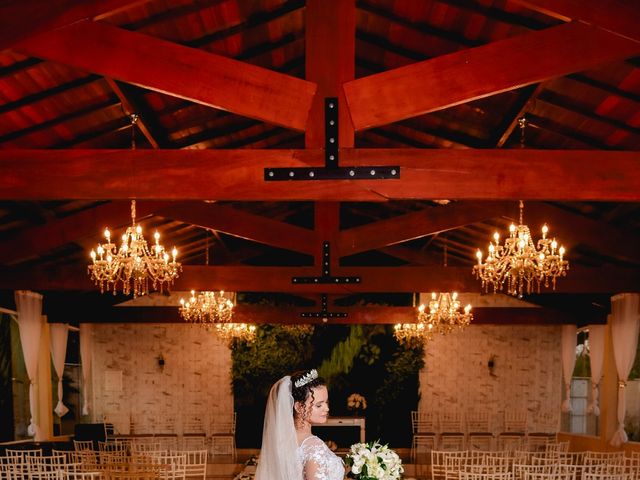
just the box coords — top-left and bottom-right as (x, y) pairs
(419, 324), (562, 433)
(90, 323), (232, 434)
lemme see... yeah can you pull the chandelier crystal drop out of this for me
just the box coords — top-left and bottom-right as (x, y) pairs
(214, 322), (257, 343)
(473, 200), (569, 297)
(393, 320), (433, 346)
(88, 199), (181, 297)
(179, 290), (235, 325)
(425, 292), (473, 334)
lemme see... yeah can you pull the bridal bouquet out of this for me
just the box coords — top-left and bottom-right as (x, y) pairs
(345, 440), (404, 480)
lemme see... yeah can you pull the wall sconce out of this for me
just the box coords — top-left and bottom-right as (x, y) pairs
(157, 354), (166, 371)
(488, 355), (497, 377)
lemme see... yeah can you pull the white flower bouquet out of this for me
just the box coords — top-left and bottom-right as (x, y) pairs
(345, 440), (404, 480)
(347, 393), (368, 411)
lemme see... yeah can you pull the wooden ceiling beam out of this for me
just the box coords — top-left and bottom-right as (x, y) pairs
(0, 201), (172, 266)
(1, 149), (640, 201)
(66, 305), (589, 325)
(344, 22), (640, 130)
(518, 203), (640, 263)
(337, 202), (512, 257)
(15, 21), (316, 132)
(156, 203), (318, 256)
(104, 79), (165, 149)
(510, 0), (640, 43)
(4, 264), (637, 294)
(0, 0), (148, 51)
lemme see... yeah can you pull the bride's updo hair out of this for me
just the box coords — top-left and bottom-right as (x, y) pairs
(291, 369), (326, 405)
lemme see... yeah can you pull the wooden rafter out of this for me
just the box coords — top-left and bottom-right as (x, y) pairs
(1, 149), (639, 201)
(16, 20), (317, 131)
(156, 203), (318, 257)
(511, 0), (640, 43)
(0, 0), (149, 51)
(343, 21), (640, 130)
(0, 201), (171, 266)
(336, 202), (512, 257)
(3, 264), (638, 294)
(104, 78), (164, 149)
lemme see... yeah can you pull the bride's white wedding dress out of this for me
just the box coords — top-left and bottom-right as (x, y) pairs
(298, 435), (345, 480)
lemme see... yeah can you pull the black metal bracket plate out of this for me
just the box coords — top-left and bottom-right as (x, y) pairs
(300, 294), (348, 320)
(264, 97), (400, 181)
(292, 241), (361, 285)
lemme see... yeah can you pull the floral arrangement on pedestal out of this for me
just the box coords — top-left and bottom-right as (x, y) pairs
(347, 393), (367, 416)
(345, 440), (404, 480)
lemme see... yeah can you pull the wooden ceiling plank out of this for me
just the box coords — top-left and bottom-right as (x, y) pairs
(337, 202), (512, 256)
(15, 21), (317, 132)
(510, 0), (640, 43)
(0, 201), (171, 266)
(3, 264), (638, 294)
(0, 0), (149, 51)
(69, 305), (586, 325)
(343, 22), (640, 130)
(1, 149), (640, 201)
(156, 203), (318, 256)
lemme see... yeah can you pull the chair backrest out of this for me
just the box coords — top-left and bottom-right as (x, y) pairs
(182, 416), (206, 435)
(440, 411), (464, 433)
(503, 411), (527, 433)
(209, 412), (236, 435)
(585, 451), (626, 466)
(412, 411), (438, 434)
(6, 448), (43, 459)
(73, 441), (95, 452)
(181, 436), (206, 450)
(466, 411), (492, 434)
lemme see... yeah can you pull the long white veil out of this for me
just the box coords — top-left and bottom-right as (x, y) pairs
(254, 376), (302, 480)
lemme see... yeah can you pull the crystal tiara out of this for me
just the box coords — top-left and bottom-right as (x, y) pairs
(294, 369), (318, 388)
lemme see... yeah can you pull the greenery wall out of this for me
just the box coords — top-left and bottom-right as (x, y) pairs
(231, 324), (424, 448)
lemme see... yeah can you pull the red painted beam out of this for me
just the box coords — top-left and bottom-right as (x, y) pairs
(343, 22), (640, 130)
(3, 264), (638, 294)
(69, 305), (588, 325)
(1, 149), (639, 201)
(16, 21), (316, 131)
(0, 0), (148, 51)
(511, 0), (640, 43)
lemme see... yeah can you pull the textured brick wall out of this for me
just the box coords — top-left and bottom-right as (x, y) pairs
(90, 323), (232, 434)
(419, 324), (562, 433)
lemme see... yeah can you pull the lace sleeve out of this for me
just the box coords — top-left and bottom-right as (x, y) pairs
(299, 436), (344, 480)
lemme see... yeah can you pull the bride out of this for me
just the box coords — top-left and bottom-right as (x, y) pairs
(255, 369), (345, 480)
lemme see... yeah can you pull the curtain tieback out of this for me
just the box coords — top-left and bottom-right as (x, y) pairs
(618, 380), (627, 389)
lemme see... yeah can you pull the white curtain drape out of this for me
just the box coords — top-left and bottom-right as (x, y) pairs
(587, 323), (606, 416)
(561, 324), (577, 413)
(50, 323), (69, 417)
(14, 290), (44, 437)
(79, 323), (93, 416)
(610, 293), (640, 447)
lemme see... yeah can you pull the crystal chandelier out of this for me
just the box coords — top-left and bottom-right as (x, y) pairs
(472, 200), (569, 297)
(88, 116), (181, 297)
(393, 321), (433, 346)
(393, 294), (436, 346)
(214, 322), (257, 343)
(424, 292), (472, 334)
(88, 200), (181, 297)
(179, 290), (235, 325)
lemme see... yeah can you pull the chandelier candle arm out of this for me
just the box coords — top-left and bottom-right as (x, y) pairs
(472, 200), (569, 297)
(88, 199), (181, 297)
